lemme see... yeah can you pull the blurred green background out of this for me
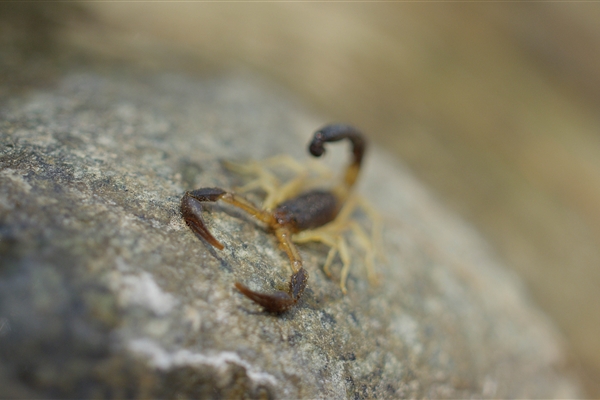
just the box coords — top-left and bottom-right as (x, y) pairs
(3, 3), (600, 396)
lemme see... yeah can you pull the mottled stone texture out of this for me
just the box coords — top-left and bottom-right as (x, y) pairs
(0, 69), (580, 398)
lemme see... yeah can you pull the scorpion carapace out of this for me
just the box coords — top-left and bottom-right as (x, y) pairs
(181, 124), (367, 313)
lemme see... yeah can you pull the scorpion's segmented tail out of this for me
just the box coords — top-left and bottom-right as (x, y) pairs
(308, 124), (366, 191)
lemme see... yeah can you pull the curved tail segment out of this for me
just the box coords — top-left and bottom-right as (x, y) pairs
(309, 124), (367, 193)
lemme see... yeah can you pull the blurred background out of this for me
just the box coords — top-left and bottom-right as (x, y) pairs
(3, 2), (600, 396)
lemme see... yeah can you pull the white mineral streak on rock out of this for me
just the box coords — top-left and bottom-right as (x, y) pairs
(109, 270), (178, 316)
(128, 338), (278, 387)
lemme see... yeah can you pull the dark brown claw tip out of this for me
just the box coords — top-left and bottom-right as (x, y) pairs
(234, 282), (296, 313)
(181, 192), (225, 250)
(235, 268), (308, 313)
(188, 187), (226, 202)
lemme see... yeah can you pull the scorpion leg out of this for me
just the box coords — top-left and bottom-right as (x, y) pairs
(224, 155), (332, 210)
(291, 194), (381, 292)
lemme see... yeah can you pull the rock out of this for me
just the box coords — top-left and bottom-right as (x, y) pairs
(0, 68), (581, 398)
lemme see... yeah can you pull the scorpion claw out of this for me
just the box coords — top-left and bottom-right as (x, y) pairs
(188, 187), (226, 201)
(235, 267), (309, 313)
(234, 283), (296, 313)
(181, 192), (225, 250)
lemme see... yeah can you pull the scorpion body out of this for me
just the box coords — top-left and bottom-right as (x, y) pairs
(181, 124), (366, 312)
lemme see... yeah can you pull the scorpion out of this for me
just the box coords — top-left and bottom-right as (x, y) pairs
(181, 124), (368, 313)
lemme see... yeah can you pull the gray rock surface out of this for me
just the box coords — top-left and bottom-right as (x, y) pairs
(0, 68), (580, 398)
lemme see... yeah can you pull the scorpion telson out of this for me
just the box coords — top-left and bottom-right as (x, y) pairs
(181, 124), (367, 313)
